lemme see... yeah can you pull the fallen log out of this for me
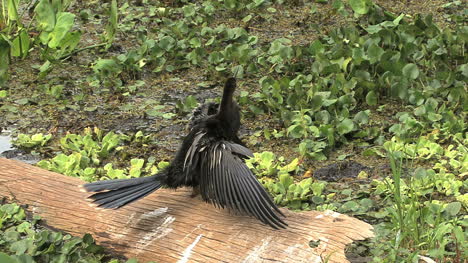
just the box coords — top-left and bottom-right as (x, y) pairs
(0, 158), (373, 262)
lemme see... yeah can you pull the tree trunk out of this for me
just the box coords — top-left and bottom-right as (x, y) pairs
(0, 158), (374, 263)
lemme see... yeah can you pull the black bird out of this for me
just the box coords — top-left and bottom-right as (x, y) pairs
(83, 78), (287, 229)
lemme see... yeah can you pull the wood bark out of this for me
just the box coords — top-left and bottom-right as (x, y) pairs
(0, 158), (374, 263)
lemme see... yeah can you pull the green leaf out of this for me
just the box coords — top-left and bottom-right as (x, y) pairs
(48, 12), (76, 48)
(158, 36), (175, 51)
(311, 182), (325, 196)
(93, 59), (122, 76)
(365, 91), (377, 106)
(309, 40), (324, 55)
(354, 110), (369, 124)
(444, 202), (461, 216)
(0, 39), (10, 85)
(402, 63), (419, 79)
(7, 0), (19, 21)
(349, 0), (371, 15)
(10, 239), (33, 254)
(365, 24), (382, 34)
(11, 30), (30, 57)
(232, 65), (244, 78)
(283, 158), (299, 173)
(61, 238), (82, 253)
(129, 158), (145, 177)
(427, 112), (442, 122)
(83, 233), (94, 244)
(57, 31), (82, 57)
(0, 253), (19, 263)
(341, 200), (359, 212)
(413, 167), (427, 179)
(309, 95), (323, 112)
(367, 43), (384, 64)
(182, 4), (196, 17)
(15, 254), (34, 263)
(393, 14), (405, 25)
(38, 60), (52, 77)
(35, 0), (56, 31)
(279, 174), (294, 189)
(15, 98), (29, 105)
(17, 221), (32, 233)
(337, 119), (354, 135)
(459, 64), (468, 78)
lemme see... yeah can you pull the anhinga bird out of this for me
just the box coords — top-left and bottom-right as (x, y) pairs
(83, 78), (287, 229)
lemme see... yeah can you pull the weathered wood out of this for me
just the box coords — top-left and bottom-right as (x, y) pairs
(0, 158), (374, 262)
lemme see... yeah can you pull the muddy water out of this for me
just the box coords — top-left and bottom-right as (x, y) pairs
(0, 133), (13, 154)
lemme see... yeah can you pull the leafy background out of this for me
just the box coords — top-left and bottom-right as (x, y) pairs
(0, 0), (466, 262)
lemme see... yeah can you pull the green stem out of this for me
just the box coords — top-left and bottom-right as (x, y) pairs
(59, 42), (107, 61)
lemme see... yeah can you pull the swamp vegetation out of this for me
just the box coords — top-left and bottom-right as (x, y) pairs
(0, 0), (467, 262)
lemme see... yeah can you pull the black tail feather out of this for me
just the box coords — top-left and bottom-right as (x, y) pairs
(84, 174), (165, 208)
(83, 175), (159, 192)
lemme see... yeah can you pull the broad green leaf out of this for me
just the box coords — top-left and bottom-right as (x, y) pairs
(413, 167), (427, 179)
(279, 174), (294, 189)
(337, 118), (354, 135)
(349, 0), (371, 15)
(341, 200), (359, 211)
(309, 40), (324, 55)
(365, 90), (377, 106)
(309, 95), (323, 111)
(48, 12), (76, 48)
(365, 24), (382, 34)
(402, 63), (419, 79)
(10, 239), (33, 254)
(61, 238), (82, 253)
(93, 59), (122, 75)
(182, 4), (196, 17)
(359, 198), (373, 209)
(445, 202), (461, 216)
(427, 112), (442, 122)
(16, 98), (29, 105)
(0, 253), (19, 263)
(232, 65), (244, 78)
(17, 221), (32, 233)
(368, 43), (384, 64)
(11, 30), (30, 58)
(413, 105), (426, 116)
(459, 64), (468, 78)
(35, 0), (56, 31)
(311, 182), (325, 195)
(354, 110), (369, 124)
(7, 0), (20, 21)
(283, 158), (299, 172)
(58, 31), (82, 56)
(159, 36), (175, 51)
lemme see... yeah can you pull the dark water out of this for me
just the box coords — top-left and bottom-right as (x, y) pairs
(0, 132), (13, 154)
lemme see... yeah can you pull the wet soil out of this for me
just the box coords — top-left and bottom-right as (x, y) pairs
(313, 160), (372, 182)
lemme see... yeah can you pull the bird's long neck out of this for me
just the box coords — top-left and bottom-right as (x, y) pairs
(217, 78), (236, 119)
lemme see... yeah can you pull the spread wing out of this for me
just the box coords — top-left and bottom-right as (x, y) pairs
(184, 131), (287, 229)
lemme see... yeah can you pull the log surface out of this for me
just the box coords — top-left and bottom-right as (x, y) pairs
(0, 158), (374, 263)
